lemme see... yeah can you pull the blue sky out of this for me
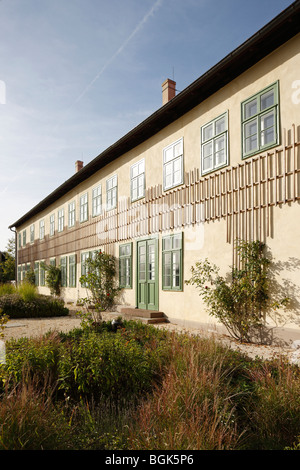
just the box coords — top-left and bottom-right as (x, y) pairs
(0, 0), (295, 250)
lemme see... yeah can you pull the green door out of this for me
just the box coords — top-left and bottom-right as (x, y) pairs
(137, 238), (158, 310)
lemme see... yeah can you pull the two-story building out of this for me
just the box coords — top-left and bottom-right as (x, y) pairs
(9, 1), (300, 341)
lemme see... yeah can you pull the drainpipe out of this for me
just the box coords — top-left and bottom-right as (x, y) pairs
(9, 226), (17, 286)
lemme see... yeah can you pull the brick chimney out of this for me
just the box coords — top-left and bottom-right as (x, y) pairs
(75, 160), (84, 172)
(162, 78), (176, 105)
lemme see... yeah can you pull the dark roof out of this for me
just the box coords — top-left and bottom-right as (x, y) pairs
(9, 0), (300, 229)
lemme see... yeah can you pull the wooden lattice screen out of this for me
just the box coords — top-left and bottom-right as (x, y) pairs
(97, 125), (300, 262)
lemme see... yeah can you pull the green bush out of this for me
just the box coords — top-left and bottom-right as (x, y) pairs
(0, 283), (15, 297)
(0, 293), (69, 319)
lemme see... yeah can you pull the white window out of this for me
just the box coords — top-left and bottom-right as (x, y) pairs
(30, 224), (35, 243)
(39, 219), (45, 240)
(163, 138), (184, 191)
(80, 193), (88, 222)
(58, 208), (64, 232)
(201, 112), (228, 175)
(50, 214), (55, 236)
(92, 185), (102, 217)
(242, 82), (279, 158)
(68, 201), (76, 227)
(131, 159), (145, 201)
(106, 175), (117, 210)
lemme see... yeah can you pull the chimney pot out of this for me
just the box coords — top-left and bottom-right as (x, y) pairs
(75, 160), (84, 172)
(162, 78), (176, 105)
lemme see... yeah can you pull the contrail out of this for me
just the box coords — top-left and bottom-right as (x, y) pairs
(73, 0), (163, 105)
(1, 0), (163, 196)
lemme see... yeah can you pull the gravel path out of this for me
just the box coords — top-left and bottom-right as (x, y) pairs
(2, 313), (299, 363)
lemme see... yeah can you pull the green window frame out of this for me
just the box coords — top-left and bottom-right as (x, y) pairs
(22, 264), (26, 281)
(58, 208), (64, 232)
(163, 138), (184, 191)
(40, 262), (45, 286)
(80, 252), (90, 287)
(50, 214), (55, 236)
(60, 256), (67, 287)
(131, 159), (145, 202)
(22, 230), (26, 246)
(162, 232), (183, 291)
(201, 112), (228, 175)
(68, 201), (76, 227)
(34, 262), (39, 286)
(69, 254), (77, 288)
(18, 233), (21, 248)
(50, 258), (56, 267)
(106, 175), (117, 211)
(119, 243), (132, 288)
(241, 81), (279, 159)
(80, 193), (88, 222)
(92, 185), (102, 217)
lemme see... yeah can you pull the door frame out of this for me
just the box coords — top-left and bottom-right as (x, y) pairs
(136, 236), (159, 311)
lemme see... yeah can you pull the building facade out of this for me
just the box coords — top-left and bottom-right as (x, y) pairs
(9, 2), (300, 341)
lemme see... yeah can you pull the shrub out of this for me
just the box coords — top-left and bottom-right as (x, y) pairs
(17, 282), (38, 302)
(79, 250), (122, 323)
(41, 263), (62, 297)
(0, 283), (15, 297)
(186, 240), (288, 343)
(0, 293), (68, 319)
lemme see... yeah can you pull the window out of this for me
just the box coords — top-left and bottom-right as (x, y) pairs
(50, 258), (56, 267)
(241, 82), (279, 158)
(39, 220), (45, 240)
(60, 256), (67, 287)
(162, 233), (183, 291)
(34, 262), (39, 286)
(18, 233), (21, 248)
(201, 112), (228, 175)
(163, 138), (184, 191)
(68, 201), (76, 227)
(131, 159), (145, 201)
(80, 193), (88, 222)
(80, 252), (90, 287)
(22, 264), (26, 281)
(22, 230), (26, 246)
(119, 243), (132, 288)
(106, 175), (117, 210)
(92, 185), (102, 217)
(17, 265), (21, 282)
(30, 224), (35, 243)
(50, 214), (55, 236)
(69, 254), (77, 288)
(58, 209), (64, 232)
(40, 262), (45, 286)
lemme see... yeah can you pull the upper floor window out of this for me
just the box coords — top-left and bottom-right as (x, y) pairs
(68, 201), (76, 227)
(39, 219), (45, 240)
(22, 230), (26, 246)
(131, 159), (145, 202)
(30, 224), (35, 243)
(163, 138), (184, 191)
(201, 112), (228, 175)
(106, 175), (117, 211)
(92, 185), (102, 217)
(80, 193), (88, 222)
(50, 214), (55, 236)
(58, 208), (64, 232)
(241, 82), (279, 158)
(18, 233), (21, 249)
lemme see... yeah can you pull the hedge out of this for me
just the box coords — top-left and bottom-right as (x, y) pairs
(0, 294), (69, 318)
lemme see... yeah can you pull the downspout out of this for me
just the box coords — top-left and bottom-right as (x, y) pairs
(9, 226), (17, 285)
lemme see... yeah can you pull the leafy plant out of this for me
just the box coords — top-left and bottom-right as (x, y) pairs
(79, 250), (122, 323)
(41, 263), (62, 297)
(17, 282), (38, 302)
(186, 240), (289, 343)
(24, 268), (36, 286)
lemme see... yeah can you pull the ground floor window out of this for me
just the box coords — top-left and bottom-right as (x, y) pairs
(69, 254), (77, 287)
(119, 243), (132, 288)
(60, 256), (67, 287)
(162, 232), (183, 291)
(34, 262), (39, 286)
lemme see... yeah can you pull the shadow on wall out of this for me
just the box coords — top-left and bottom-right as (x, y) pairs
(262, 247), (300, 346)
